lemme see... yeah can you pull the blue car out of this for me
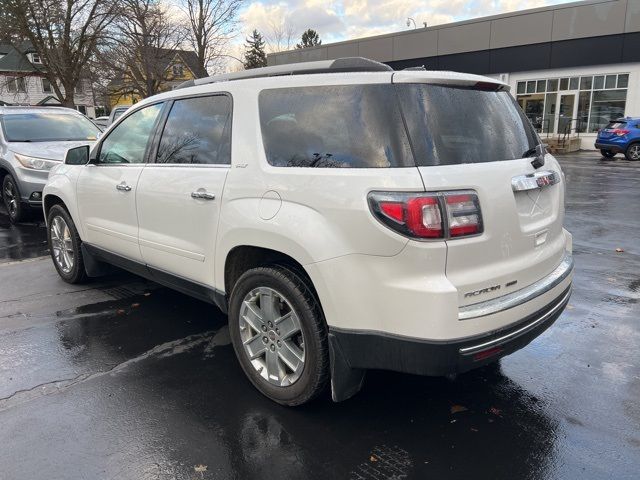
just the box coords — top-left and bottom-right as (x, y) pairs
(595, 117), (640, 161)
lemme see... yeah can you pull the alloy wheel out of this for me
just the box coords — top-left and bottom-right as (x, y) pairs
(50, 216), (74, 274)
(3, 179), (18, 217)
(628, 144), (640, 160)
(239, 287), (306, 386)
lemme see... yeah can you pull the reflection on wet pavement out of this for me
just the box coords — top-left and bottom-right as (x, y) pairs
(0, 205), (48, 263)
(0, 154), (638, 479)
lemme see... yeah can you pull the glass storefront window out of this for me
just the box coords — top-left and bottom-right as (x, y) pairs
(594, 76), (604, 89)
(617, 74), (629, 88)
(589, 89), (627, 132)
(577, 91), (591, 133)
(516, 72), (629, 135)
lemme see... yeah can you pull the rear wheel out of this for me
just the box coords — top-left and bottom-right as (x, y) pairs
(228, 266), (329, 406)
(625, 143), (640, 161)
(2, 174), (27, 223)
(47, 204), (87, 284)
(600, 149), (615, 159)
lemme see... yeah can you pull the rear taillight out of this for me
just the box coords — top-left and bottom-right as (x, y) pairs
(614, 129), (630, 136)
(368, 190), (482, 240)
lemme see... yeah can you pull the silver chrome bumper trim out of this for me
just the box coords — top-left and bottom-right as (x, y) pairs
(458, 252), (574, 321)
(459, 287), (571, 355)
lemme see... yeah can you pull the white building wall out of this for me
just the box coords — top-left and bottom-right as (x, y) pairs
(505, 62), (640, 150)
(0, 74), (96, 118)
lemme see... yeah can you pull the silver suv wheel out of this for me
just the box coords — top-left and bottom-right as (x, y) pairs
(239, 287), (305, 386)
(50, 215), (74, 274)
(3, 178), (18, 217)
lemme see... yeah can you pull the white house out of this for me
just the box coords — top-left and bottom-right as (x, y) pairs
(0, 42), (97, 118)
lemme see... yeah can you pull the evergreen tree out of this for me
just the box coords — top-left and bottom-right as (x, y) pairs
(296, 29), (321, 49)
(244, 29), (267, 69)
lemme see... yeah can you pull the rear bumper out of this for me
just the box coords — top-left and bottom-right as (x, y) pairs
(327, 252), (573, 401)
(595, 142), (626, 153)
(329, 285), (570, 379)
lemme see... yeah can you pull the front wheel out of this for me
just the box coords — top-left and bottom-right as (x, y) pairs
(47, 204), (87, 284)
(2, 174), (27, 223)
(625, 143), (640, 161)
(228, 266), (329, 406)
(600, 149), (615, 159)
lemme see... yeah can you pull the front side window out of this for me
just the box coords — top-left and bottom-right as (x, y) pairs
(259, 85), (413, 168)
(98, 103), (163, 164)
(156, 95), (231, 165)
(1, 112), (100, 142)
(398, 84), (537, 166)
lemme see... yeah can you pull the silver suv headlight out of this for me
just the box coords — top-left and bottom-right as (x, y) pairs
(14, 153), (59, 171)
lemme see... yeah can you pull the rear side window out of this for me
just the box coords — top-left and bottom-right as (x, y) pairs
(156, 95), (232, 165)
(259, 85), (413, 168)
(397, 84), (538, 166)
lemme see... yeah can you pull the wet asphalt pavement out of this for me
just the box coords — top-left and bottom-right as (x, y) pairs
(0, 152), (638, 480)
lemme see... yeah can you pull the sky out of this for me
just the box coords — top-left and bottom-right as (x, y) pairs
(236, 0), (577, 52)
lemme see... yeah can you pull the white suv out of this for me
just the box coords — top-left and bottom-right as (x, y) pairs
(43, 58), (573, 405)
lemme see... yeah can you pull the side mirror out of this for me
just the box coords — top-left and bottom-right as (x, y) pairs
(65, 145), (90, 165)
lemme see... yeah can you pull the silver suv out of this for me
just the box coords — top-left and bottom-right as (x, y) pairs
(0, 106), (99, 223)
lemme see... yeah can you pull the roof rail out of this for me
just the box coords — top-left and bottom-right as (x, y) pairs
(177, 57), (392, 89)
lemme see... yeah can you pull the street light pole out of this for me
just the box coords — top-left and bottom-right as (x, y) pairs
(406, 17), (417, 29)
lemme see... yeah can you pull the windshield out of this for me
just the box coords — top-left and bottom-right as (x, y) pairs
(1, 113), (100, 142)
(397, 84), (538, 166)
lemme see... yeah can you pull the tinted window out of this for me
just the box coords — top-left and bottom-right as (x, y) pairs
(156, 95), (231, 165)
(98, 103), (163, 164)
(398, 84), (537, 166)
(259, 85), (413, 168)
(1, 113), (99, 142)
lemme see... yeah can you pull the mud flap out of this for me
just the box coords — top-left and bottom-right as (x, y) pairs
(328, 332), (366, 402)
(81, 244), (117, 277)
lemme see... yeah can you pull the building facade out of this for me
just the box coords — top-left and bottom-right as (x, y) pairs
(268, 0), (640, 150)
(0, 42), (97, 117)
(107, 49), (207, 108)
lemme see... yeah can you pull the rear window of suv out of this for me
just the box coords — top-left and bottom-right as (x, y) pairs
(259, 85), (413, 168)
(397, 84), (538, 166)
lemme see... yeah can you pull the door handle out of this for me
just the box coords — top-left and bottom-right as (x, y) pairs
(116, 183), (131, 192)
(191, 191), (215, 200)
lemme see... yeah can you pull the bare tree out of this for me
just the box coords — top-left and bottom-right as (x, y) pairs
(101, 0), (187, 102)
(5, 0), (118, 107)
(265, 17), (296, 53)
(182, 0), (242, 74)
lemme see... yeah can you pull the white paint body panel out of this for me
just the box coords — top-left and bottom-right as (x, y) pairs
(76, 165), (144, 261)
(137, 164), (229, 285)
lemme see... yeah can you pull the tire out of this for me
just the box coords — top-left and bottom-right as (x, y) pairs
(600, 149), (615, 159)
(624, 143), (640, 161)
(46, 204), (87, 284)
(228, 266), (329, 406)
(2, 174), (28, 224)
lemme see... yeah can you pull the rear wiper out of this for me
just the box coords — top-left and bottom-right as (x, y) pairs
(522, 144), (546, 169)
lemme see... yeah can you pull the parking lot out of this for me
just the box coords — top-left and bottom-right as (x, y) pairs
(0, 152), (638, 479)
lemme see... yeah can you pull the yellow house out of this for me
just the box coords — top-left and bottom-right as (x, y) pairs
(108, 49), (208, 109)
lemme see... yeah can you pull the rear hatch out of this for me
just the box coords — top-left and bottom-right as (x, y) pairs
(597, 120), (627, 140)
(394, 73), (566, 306)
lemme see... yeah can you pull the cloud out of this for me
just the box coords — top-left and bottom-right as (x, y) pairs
(228, 0), (574, 69)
